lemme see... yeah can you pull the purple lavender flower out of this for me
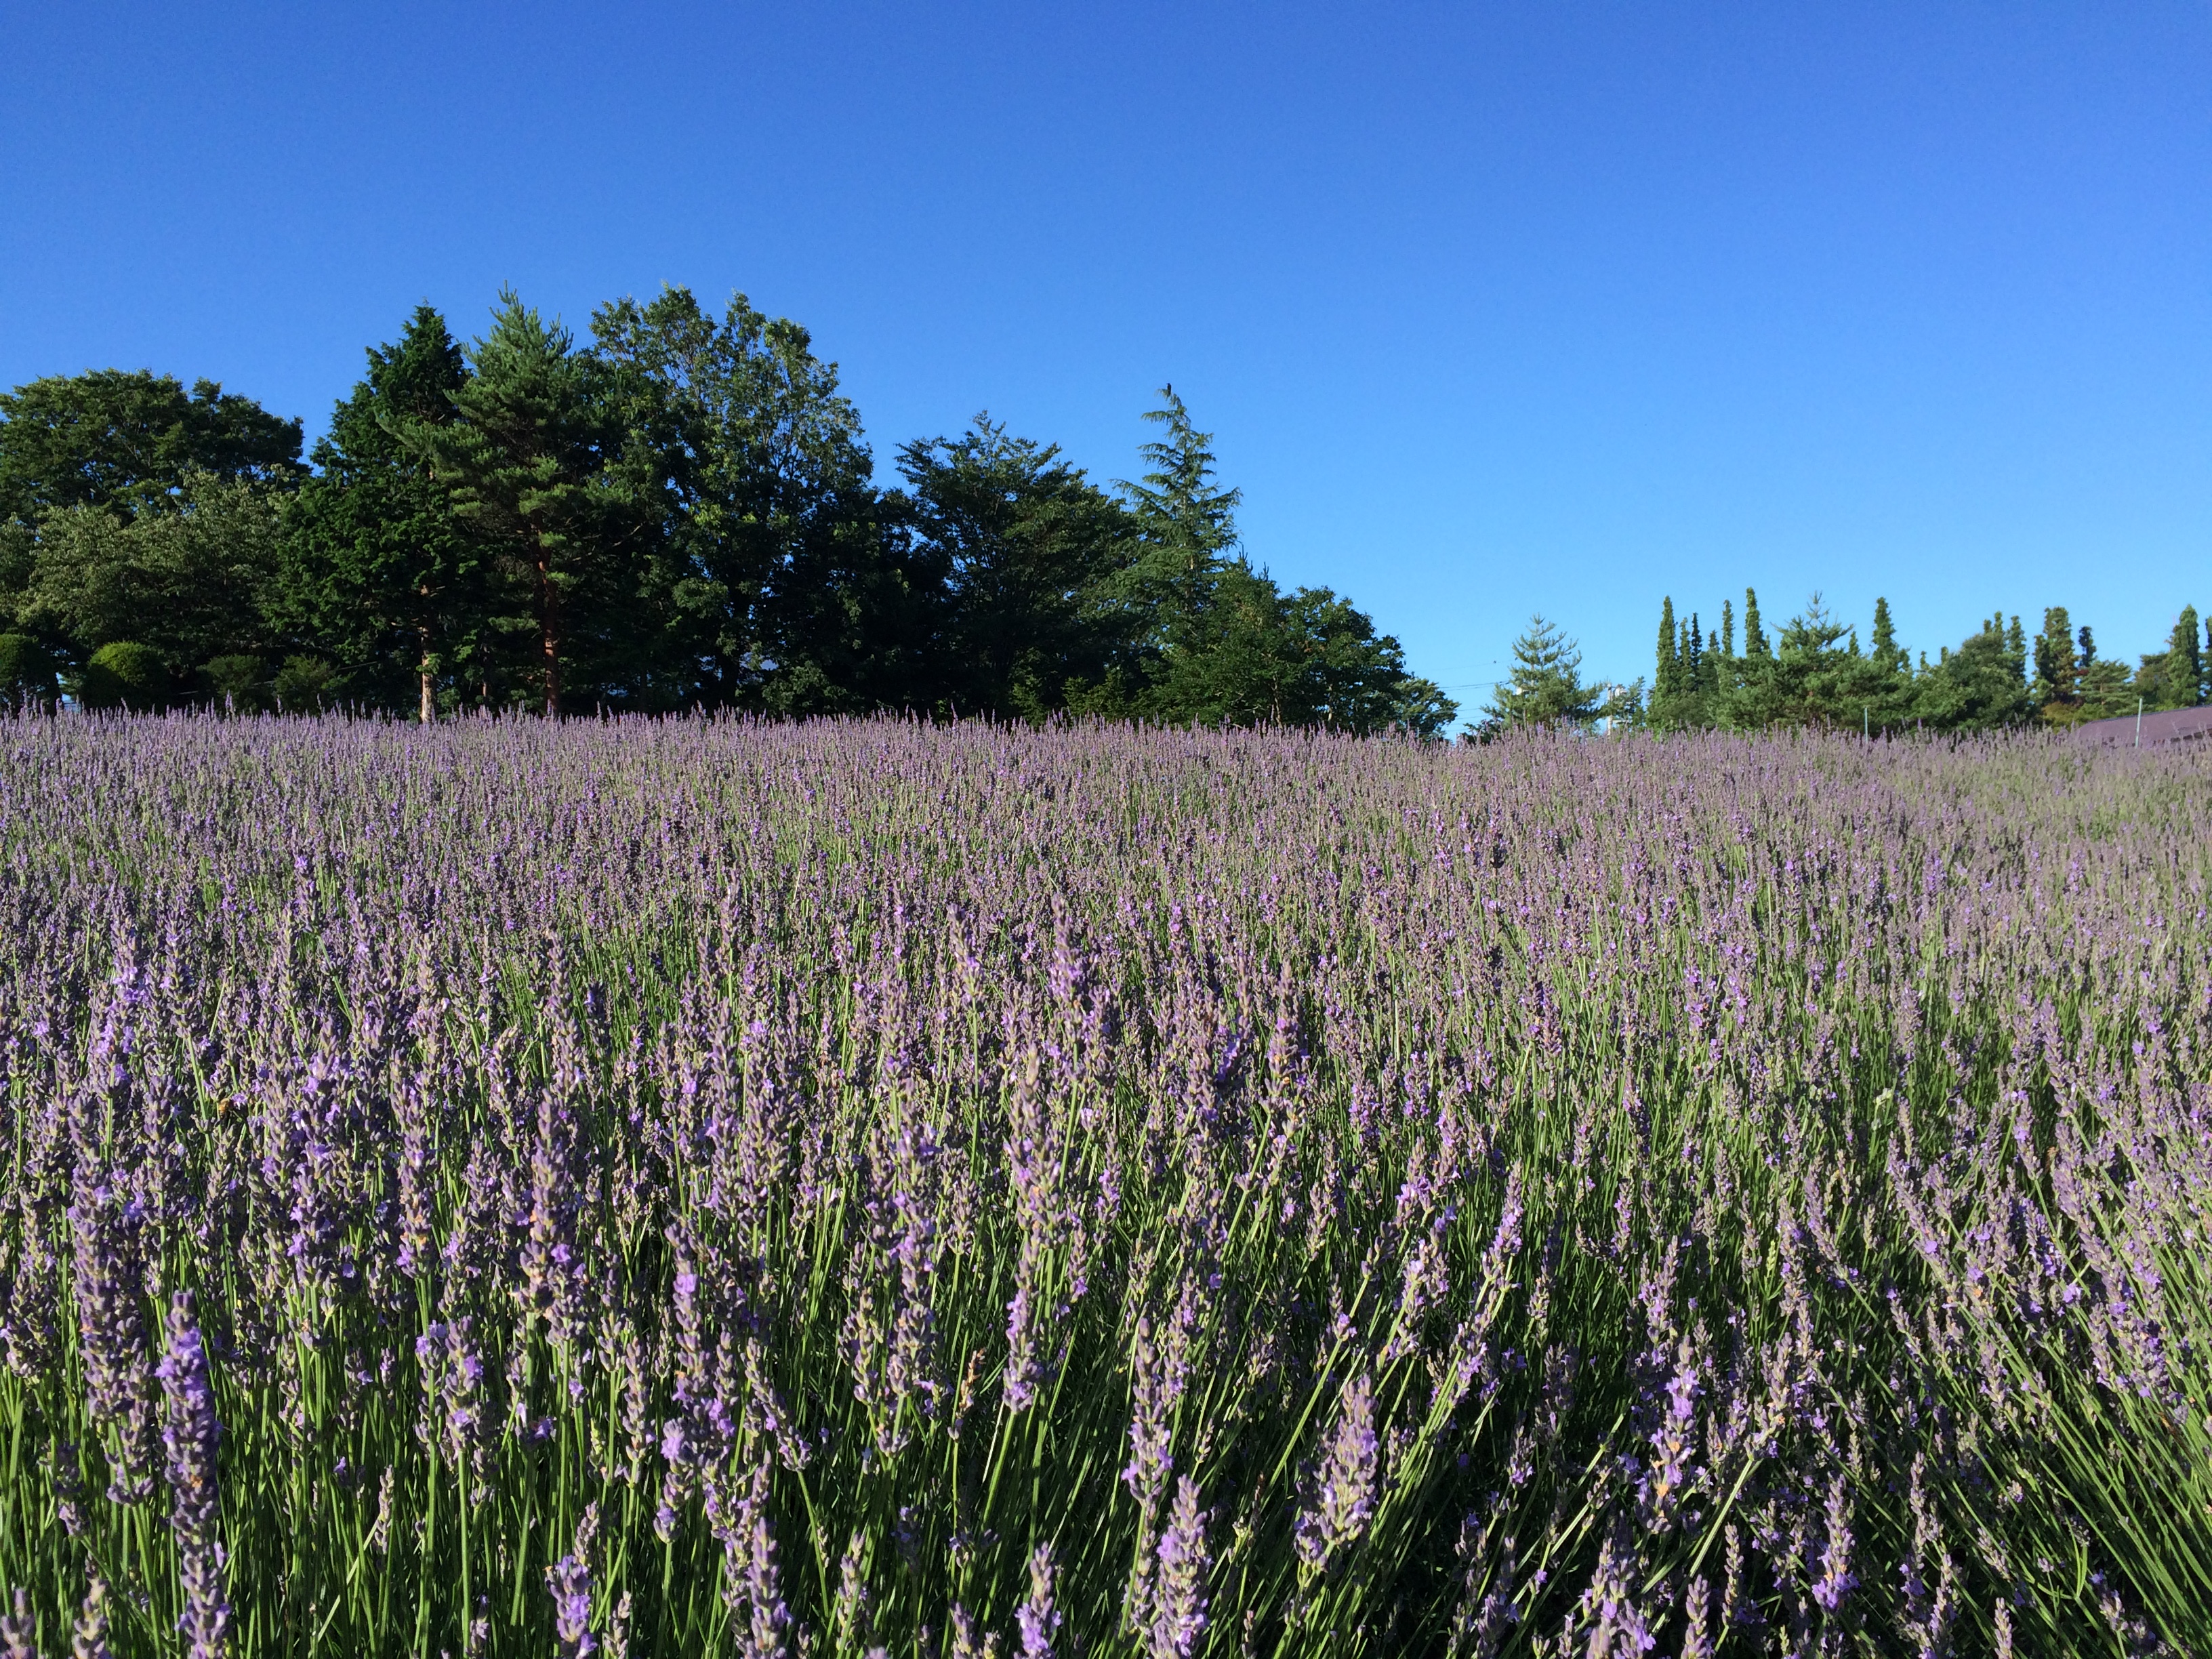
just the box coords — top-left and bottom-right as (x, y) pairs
(157, 1293), (230, 1659)
(1569, 1523), (1655, 1657)
(1017, 1542), (1061, 1659)
(1150, 1477), (1210, 1659)
(1810, 1471), (1857, 1612)
(73, 1573), (111, 1659)
(0, 1590), (33, 1659)
(832, 1532), (873, 1656)
(67, 1176), (159, 1504)
(1296, 1371), (1378, 1574)
(718, 1457), (789, 1659)
(546, 1502), (599, 1658)
(414, 1317), (486, 1481)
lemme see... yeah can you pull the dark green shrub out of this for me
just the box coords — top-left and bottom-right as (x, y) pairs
(0, 634), (57, 708)
(77, 641), (169, 711)
(272, 654), (338, 712)
(204, 653), (268, 712)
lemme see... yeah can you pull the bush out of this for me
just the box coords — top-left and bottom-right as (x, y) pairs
(76, 640), (168, 710)
(272, 653), (337, 712)
(203, 653), (268, 712)
(0, 634), (56, 708)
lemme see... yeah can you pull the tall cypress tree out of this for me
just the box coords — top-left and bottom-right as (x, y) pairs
(1742, 588), (1768, 658)
(1694, 613), (1721, 702)
(1650, 597), (1679, 727)
(2173, 605), (2205, 706)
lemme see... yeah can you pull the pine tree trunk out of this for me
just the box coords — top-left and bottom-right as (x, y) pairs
(537, 546), (560, 718)
(418, 623), (434, 725)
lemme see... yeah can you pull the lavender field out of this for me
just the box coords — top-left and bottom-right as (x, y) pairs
(0, 716), (2207, 1658)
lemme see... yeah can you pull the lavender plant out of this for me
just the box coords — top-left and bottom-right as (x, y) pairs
(0, 711), (2206, 1656)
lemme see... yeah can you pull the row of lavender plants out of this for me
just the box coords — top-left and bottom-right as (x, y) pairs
(0, 714), (2206, 1657)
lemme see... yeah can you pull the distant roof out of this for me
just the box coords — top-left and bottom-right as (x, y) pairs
(2072, 704), (2212, 747)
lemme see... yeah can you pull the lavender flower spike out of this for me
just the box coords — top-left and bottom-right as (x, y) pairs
(1296, 1372), (1378, 1574)
(546, 1501), (599, 1658)
(1018, 1542), (1061, 1659)
(0, 1589), (34, 1659)
(1151, 1477), (1210, 1659)
(157, 1293), (230, 1659)
(74, 1574), (112, 1659)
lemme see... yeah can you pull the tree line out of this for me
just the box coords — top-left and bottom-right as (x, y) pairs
(1478, 591), (2207, 737)
(0, 289), (1457, 733)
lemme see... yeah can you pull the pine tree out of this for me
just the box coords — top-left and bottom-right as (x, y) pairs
(420, 293), (616, 715)
(1117, 386), (1240, 606)
(282, 305), (489, 720)
(1656, 597), (1678, 706)
(1870, 597), (1906, 674)
(1480, 615), (1605, 731)
(1719, 598), (1734, 659)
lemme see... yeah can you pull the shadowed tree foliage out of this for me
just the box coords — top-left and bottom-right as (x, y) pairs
(281, 305), (497, 719)
(18, 474), (290, 691)
(414, 293), (647, 714)
(892, 417), (1134, 720)
(591, 285), (923, 714)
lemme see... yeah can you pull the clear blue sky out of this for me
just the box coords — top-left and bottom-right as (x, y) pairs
(4, 3), (2207, 707)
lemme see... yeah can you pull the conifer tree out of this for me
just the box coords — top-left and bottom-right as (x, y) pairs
(1480, 615), (1606, 731)
(1117, 386), (1240, 608)
(419, 293), (621, 715)
(2030, 606), (2079, 720)
(2173, 605), (2205, 706)
(1742, 588), (1768, 658)
(282, 305), (489, 719)
(1870, 597), (1908, 674)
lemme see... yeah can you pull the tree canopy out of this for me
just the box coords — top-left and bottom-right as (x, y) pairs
(1636, 588), (2202, 736)
(0, 369), (301, 524)
(5, 286), (2194, 739)
(0, 298), (1454, 733)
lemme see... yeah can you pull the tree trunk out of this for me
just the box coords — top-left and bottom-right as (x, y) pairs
(418, 624), (435, 725)
(537, 548), (560, 718)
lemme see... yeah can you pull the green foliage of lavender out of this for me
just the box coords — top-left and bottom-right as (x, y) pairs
(0, 715), (2208, 1657)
